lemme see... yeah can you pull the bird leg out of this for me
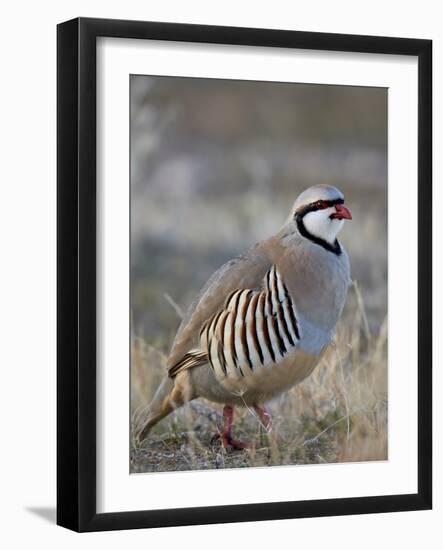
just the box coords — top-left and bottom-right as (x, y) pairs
(253, 404), (273, 432)
(211, 405), (250, 451)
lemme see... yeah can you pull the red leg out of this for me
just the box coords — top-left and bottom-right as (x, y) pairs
(253, 404), (273, 432)
(211, 405), (250, 450)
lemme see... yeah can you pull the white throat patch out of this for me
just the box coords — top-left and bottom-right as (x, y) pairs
(302, 208), (344, 244)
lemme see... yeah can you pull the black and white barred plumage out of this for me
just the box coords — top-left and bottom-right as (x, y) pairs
(169, 266), (301, 382)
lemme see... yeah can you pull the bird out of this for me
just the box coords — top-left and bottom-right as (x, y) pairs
(136, 184), (352, 450)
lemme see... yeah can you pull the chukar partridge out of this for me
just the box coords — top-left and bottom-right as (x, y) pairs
(137, 184), (352, 449)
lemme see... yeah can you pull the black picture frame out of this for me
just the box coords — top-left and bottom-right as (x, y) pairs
(57, 17), (432, 532)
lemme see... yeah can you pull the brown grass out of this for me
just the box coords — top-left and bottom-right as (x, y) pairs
(130, 282), (387, 473)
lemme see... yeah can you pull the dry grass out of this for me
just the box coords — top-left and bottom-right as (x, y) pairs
(130, 282), (387, 473)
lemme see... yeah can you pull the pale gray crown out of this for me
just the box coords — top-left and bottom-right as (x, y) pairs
(292, 184), (345, 211)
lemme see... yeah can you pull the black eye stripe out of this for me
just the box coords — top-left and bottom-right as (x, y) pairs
(316, 198), (344, 209)
(295, 197), (344, 217)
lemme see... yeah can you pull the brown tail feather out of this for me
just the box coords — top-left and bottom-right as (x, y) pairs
(168, 350), (208, 378)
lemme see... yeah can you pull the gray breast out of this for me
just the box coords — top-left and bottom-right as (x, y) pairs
(281, 238), (350, 333)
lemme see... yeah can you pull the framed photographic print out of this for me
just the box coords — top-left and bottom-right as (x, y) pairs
(57, 17), (432, 532)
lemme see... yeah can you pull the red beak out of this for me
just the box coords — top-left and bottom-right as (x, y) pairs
(331, 204), (352, 220)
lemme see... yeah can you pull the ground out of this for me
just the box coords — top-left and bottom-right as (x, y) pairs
(130, 285), (387, 474)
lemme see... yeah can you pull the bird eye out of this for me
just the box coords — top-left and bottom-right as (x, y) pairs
(316, 200), (325, 209)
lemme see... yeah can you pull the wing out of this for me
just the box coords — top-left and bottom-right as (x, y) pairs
(168, 263), (302, 384)
(167, 242), (273, 375)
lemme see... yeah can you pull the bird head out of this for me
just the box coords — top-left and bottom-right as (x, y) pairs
(289, 185), (352, 252)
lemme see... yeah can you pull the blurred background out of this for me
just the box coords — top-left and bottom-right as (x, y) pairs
(130, 76), (388, 472)
(131, 75), (387, 350)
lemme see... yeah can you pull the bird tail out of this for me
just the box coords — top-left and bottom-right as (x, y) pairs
(134, 375), (176, 443)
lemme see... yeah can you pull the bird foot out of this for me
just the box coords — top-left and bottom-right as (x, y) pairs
(210, 432), (251, 451)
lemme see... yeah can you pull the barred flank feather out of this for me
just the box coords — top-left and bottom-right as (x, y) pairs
(167, 265), (301, 382)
